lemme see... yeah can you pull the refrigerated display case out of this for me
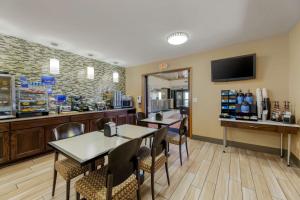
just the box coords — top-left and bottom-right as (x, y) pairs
(0, 74), (16, 119)
(16, 86), (49, 118)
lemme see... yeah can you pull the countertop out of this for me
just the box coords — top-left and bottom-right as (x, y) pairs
(219, 118), (300, 128)
(0, 108), (135, 123)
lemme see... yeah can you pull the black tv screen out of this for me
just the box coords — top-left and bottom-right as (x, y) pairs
(211, 54), (256, 82)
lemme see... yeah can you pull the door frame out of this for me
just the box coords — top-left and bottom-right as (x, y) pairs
(141, 67), (192, 137)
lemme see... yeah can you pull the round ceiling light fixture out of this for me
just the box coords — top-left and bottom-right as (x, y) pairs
(167, 32), (189, 45)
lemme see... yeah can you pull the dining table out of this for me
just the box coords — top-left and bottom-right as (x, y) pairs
(141, 117), (182, 128)
(48, 131), (129, 170)
(48, 124), (158, 170)
(114, 124), (157, 139)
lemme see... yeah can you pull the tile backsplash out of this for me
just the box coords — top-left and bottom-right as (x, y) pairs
(0, 33), (125, 102)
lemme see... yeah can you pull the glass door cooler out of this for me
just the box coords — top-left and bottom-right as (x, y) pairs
(0, 74), (16, 119)
(16, 86), (49, 118)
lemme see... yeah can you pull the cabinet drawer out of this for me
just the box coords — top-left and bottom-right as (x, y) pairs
(221, 121), (279, 132)
(0, 123), (9, 133)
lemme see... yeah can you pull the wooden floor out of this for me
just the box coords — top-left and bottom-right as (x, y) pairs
(1, 139), (300, 200)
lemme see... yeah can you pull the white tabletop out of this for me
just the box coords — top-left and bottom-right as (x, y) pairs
(48, 131), (129, 164)
(116, 124), (157, 139)
(141, 117), (181, 126)
(219, 118), (300, 128)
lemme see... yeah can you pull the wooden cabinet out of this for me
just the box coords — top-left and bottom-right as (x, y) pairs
(0, 123), (9, 133)
(105, 110), (129, 125)
(117, 114), (128, 125)
(11, 127), (44, 160)
(127, 114), (136, 125)
(105, 112), (118, 123)
(0, 132), (9, 164)
(90, 118), (102, 132)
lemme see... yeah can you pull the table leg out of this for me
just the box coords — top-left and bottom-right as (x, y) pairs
(287, 134), (291, 166)
(223, 127), (227, 153)
(90, 160), (96, 171)
(280, 133), (283, 158)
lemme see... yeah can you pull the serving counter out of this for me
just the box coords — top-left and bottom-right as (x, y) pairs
(0, 108), (136, 166)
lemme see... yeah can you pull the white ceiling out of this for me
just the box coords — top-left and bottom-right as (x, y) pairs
(0, 0), (299, 67)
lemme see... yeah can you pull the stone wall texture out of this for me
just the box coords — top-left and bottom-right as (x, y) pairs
(0, 33), (125, 102)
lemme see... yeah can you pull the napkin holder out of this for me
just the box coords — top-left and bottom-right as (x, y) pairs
(104, 122), (117, 137)
(155, 112), (163, 121)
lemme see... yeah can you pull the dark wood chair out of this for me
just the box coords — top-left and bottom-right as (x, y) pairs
(75, 138), (143, 200)
(52, 122), (90, 200)
(136, 112), (152, 146)
(138, 127), (170, 200)
(95, 117), (112, 130)
(166, 117), (189, 166)
(136, 112), (147, 127)
(179, 106), (189, 119)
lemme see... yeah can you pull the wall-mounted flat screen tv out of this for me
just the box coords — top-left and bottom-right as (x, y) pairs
(211, 54), (256, 82)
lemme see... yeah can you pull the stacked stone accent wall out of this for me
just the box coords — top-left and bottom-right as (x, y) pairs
(0, 33), (125, 102)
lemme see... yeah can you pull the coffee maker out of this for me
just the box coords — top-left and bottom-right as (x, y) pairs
(70, 96), (89, 112)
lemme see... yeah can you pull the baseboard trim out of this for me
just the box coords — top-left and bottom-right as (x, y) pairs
(192, 135), (300, 168)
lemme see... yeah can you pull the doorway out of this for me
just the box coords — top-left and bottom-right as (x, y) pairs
(142, 68), (192, 137)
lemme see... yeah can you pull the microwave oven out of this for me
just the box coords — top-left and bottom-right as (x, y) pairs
(122, 96), (133, 108)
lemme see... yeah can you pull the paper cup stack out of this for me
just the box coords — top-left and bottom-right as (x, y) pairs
(256, 88), (263, 119)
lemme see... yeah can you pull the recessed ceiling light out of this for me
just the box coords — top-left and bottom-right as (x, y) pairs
(167, 32), (189, 45)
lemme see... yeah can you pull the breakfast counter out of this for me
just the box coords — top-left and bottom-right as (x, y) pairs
(0, 108), (135, 123)
(0, 108), (136, 166)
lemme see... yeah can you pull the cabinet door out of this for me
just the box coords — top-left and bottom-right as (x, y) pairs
(105, 113), (117, 123)
(117, 114), (128, 125)
(90, 118), (103, 132)
(127, 114), (136, 125)
(11, 127), (44, 160)
(0, 132), (9, 164)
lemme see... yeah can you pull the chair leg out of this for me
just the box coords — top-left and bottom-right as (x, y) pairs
(137, 181), (141, 200)
(76, 192), (80, 200)
(165, 162), (170, 186)
(137, 190), (141, 200)
(145, 138), (147, 145)
(66, 180), (71, 200)
(167, 142), (170, 153)
(185, 141), (189, 158)
(52, 169), (57, 196)
(179, 144), (183, 166)
(151, 171), (155, 200)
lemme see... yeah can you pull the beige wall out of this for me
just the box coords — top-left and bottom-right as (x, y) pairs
(289, 21), (300, 159)
(126, 35), (289, 151)
(126, 34), (291, 152)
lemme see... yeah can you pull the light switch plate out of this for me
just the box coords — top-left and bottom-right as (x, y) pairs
(193, 97), (198, 103)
